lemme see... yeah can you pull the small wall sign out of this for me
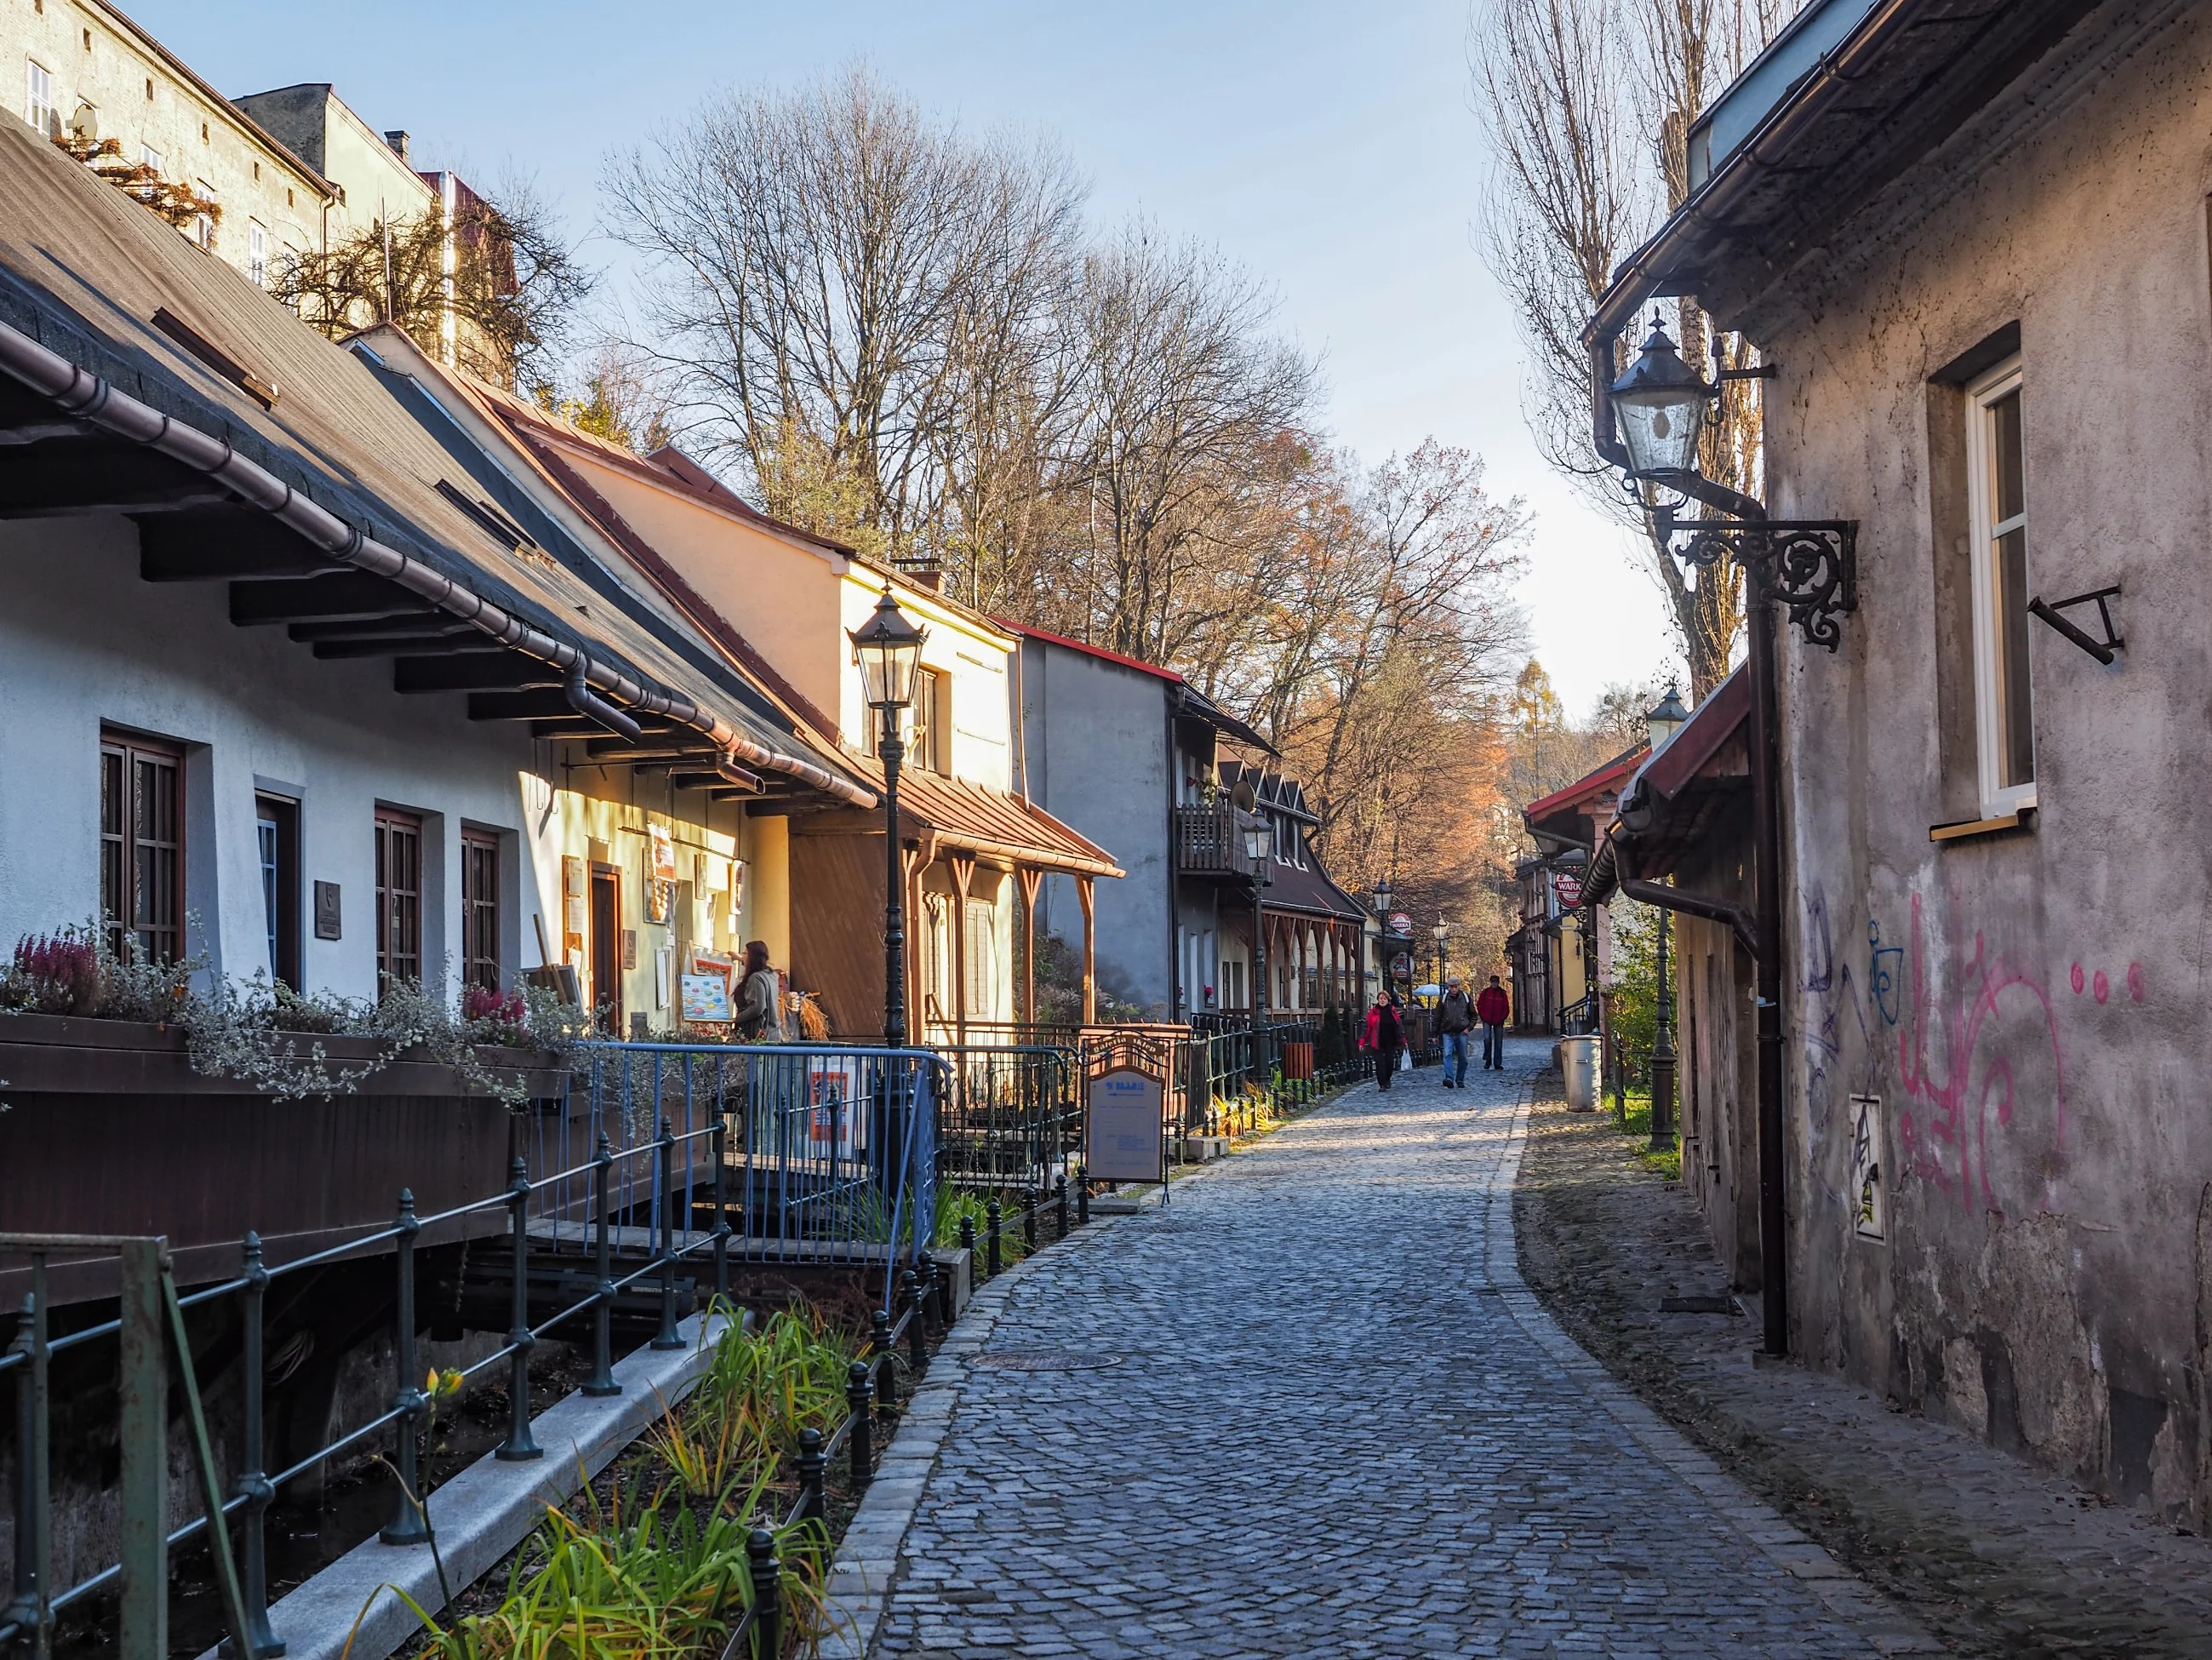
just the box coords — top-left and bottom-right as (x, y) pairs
(312, 881), (341, 940)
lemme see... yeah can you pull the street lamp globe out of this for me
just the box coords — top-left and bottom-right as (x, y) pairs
(1372, 874), (1394, 917)
(1610, 316), (1712, 482)
(1644, 684), (1691, 752)
(848, 587), (929, 715)
(1432, 916), (1449, 947)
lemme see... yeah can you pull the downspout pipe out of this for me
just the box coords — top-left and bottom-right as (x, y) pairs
(0, 317), (873, 808)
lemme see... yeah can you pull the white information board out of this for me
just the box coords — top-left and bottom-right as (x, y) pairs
(1086, 1065), (1165, 1184)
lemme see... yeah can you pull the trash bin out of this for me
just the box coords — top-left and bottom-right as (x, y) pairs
(1561, 1035), (1599, 1109)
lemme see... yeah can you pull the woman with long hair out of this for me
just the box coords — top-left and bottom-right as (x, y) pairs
(734, 939), (787, 1043)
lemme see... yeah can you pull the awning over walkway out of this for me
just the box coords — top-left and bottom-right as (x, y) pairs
(1586, 666), (1751, 907)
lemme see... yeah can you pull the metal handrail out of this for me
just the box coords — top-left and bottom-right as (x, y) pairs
(1, 1041), (946, 1657)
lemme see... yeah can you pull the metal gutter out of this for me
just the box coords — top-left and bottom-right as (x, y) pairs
(0, 316), (874, 808)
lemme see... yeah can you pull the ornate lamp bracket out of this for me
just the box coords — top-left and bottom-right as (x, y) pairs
(1661, 515), (1859, 652)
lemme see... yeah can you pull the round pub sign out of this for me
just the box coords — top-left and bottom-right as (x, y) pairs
(1554, 873), (1584, 907)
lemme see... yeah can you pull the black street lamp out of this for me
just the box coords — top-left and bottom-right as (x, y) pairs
(1369, 873), (1393, 1005)
(1243, 812), (1274, 1084)
(849, 588), (928, 1047)
(1643, 688), (1689, 1153)
(1431, 916), (1449, 1001)
(1596, 311), (1860, 1357)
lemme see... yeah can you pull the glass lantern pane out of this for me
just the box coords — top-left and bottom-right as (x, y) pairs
(1616, 392), (1706, 477)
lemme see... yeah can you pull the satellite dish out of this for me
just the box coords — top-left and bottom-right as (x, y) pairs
(69, 102), (98, 142)
(1230, 778), (1257, 812)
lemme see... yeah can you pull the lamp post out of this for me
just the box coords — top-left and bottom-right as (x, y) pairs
(1596, 312), (1859, 1355)
(1643, 688), (1689, 1153)
(849, 588), (928, 1047)
(1432, 917), (1449, 1002)
(1243, 814), (1275, 1085)
(1370, 874), (1393, 1007)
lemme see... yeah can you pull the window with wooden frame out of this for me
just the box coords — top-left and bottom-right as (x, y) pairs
(255, 792), (301, 990)
(912, 668), (947, 775)
(374, 808), (423, 993)
(100, 730), (183, 965)
(460, 829), (500, 992)
(1965, 358), (2036, 816)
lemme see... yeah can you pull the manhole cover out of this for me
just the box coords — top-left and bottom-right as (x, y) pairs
(974, 1349), (1125, 1371)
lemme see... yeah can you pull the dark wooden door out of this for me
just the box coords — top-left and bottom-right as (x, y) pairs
(590, 866), (620, 1033)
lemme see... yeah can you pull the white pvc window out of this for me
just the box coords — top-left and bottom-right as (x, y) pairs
(1964, 358), (2036, 816)
(26, 60), (51, 135)
(248, 220), (267, 286)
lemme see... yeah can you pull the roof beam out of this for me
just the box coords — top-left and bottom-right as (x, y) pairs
(231, 574), (426, 625)
(0, 441), (235, 518)
(139, 512), (343, 582)
(394, 655), (561, 694)
(310, 637), (504, 661)
(470, 690), (592, 723)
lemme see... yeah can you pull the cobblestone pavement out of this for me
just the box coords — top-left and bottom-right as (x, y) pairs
(1514, 1082), (2212, 1658)
(863, 1046), (1936, 1657)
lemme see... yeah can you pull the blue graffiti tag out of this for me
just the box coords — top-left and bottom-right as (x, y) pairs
(1869, 917), (1903, 1027)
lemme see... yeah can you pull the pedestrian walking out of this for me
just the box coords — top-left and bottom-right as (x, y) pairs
(1476, 974), (1511, 1070)
(734, 939), (788, 1043)
(1437, 976), (1474, 1087)
(1360, 990), (1405, 1091)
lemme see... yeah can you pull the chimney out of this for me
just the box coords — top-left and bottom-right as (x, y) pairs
(383, 129), (410, 163)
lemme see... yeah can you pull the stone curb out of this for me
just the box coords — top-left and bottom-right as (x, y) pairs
(201, 1310), (736, 1660)
(817, 1212), (1140, 1660)
(1485, 1083), (1945, 1656)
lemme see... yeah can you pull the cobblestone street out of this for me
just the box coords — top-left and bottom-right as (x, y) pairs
(859, 1046), (1937, 1657)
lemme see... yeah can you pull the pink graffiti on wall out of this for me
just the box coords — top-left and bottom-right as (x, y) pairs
(1896, 892), (2066, 1214)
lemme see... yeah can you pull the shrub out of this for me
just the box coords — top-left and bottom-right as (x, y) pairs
(8, 931), (100, 1015)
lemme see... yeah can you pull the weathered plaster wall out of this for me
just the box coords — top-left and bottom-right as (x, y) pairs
(1735, 4), (2212, 1514)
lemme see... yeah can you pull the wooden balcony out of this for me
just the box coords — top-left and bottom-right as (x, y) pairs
(1173, 805), (1259, 881)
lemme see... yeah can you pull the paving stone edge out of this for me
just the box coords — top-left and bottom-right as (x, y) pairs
(1483, 1082), (1944, 1657)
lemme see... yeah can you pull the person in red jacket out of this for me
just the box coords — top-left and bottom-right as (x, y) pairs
(1476, 975), (1511, 1070)
(1359, 990), (1405, 1091)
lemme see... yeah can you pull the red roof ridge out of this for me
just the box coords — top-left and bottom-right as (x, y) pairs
(994, 618), (1184, 684)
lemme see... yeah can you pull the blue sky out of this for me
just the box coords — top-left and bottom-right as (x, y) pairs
(131, 0), (1675, 712)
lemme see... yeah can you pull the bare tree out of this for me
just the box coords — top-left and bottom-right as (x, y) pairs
(1472, 0), (1788, 698)
(278, 174), (592, 387)
(603, 66), (1088, 564)
(1066, 222), (1317, 663)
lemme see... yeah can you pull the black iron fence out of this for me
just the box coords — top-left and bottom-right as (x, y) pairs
(2, 1023), (1376, 1654)
(0, 1041), (942, 1658)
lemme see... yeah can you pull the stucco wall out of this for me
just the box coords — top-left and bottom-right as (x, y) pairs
(1020, 639), (1170, 1013)
(1729, 5), (2212, 1513)
(0, 513), (759, 1027)
(0, 515), (534, 1002)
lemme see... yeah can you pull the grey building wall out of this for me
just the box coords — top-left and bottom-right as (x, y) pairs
(1019, 638), (1171, 1016)
(1714, 7), (2209, 1516)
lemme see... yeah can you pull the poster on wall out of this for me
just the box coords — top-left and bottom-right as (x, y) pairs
(681, 973), (733, 1023)
(1085, 1065), (1165, 1184)
(808, 1068), (859, 1158)
(643, 824), (677, 923)
(1849, 1094), (1884, 1241)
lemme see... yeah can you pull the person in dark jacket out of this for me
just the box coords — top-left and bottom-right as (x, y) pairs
(1437, 976), (1474, 1087)
(1360, 990), (1405, 1091)
(1476, 975), (1511, 1069)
